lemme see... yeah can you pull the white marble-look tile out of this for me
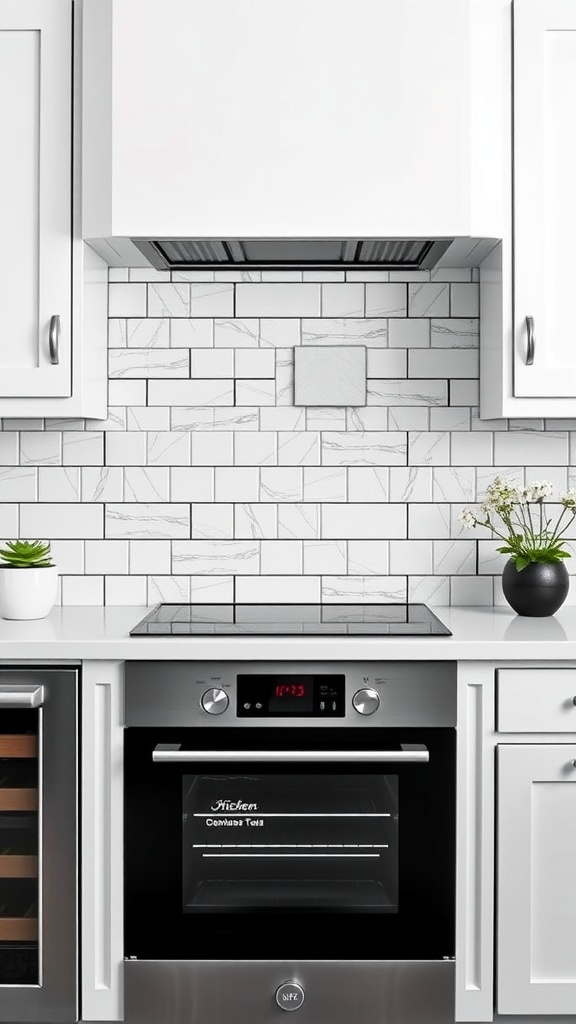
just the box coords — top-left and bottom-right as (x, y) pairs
(433, 467), (475, 502)
(306, 407), (347, 430)
(85, 540), (129, 575)
(408, 575), (450, 605)
(188, 575), (233, 602)
(38, 467), (80, 502)
(388, 319), (430, 348)
(389, 540), (433, 574)
(124, 467), (170, 502)
(260, 467), (302, 502)
(303, 467), (347, 502)
(347, 407), (388, 431)
(449, 379), (479, 406)
(236, 380), (276, 406)
(20, 432), (61, 466)
(494, 430), (569, 466)
(347, 467), (389, 501)
(62, 431), (104, 466)
(365, 283), (407, 317)
(125, 407), (169, 432)
(192, 503), (234, 539)
(107, 380), (147, 406)
(366, 349), (407, 378)
(213, 408), (260, 431)
(147, 431), (191, 466)
(278, 504), (319, 539)
(431, 267), (472, 283)
(236, 575), (321, 604)
(303, 540), (347, 575)
(129, 268), (170, 282)
(61, 576), (104, 606)
(304, 271), (346, 282)
(171, 270), (214, 282)
(147, 283), (190, 317)
(260, 408), (306, 431)
(235, 349), (275, 378)
(389, 467), (432, 502)
(109, 268), (129, 282)
(214, 270), (261, 282)
(0, 433), (20, 465)
(108, 283), (147, 318)
(408, 348), (479, 378)
(170, 467), (214, 502)
(295, 346), (366, 407)
(105, 576), (148, 606)
(234, 503), (277, 539)
(450, 283), (479, 317)
(348, 540), (389, 575)
(346, 270), (389, 282)
(148, 575), (191, 603)
(0, 503), (18, 537)
(322, 503), (406, 539)
(129, 540), (171, 575)
(191, 349), (234, 378)
(387, 407), (428, 431)
(451, 431), (493, 466)
(408, 503), (450, 539)
(170, 409), (215, 432)
(149, 380), (234, 406)
(450, 575), (493, 606)
(172, 540), (260, 574)
(367, 380), (447, 406)
(433, 539), (476, 575)
(430, 318), (479, 348)
(81, 467), (124, 503)
(429, 407), (470, 431)
(21, 502), (103, 538)
(321, 576), (407, 602)
(259, 319), (301, 347)
(408, 431), (450, 465)
(214, 319), (259, 347)
(260, 540), (303, 574)
(126, 318), (169, 348)
(48, 540), (84, 575)
(191, 432), (234, 466)
(234, 432), (277, 466)
(275, 349), (294, 406)
(236, 283), (320, 317)
(0, 468), (37, 501)
(215, 467), (260, 502)
(108, 319), (127, 348)
(170, 319), (214, 348)
(408, 283), (449, 317)
(302, 318), (387, 347)
(260, 271), (302, 282)
(3, 418), (43, 430)
(321, 284), (364, 317)
(527, 466), (568, 493)
(278, 432), (320, 466)
(321, 431), (406, 466)
(106, 432), (147, 467)
(109, 348), (189, 378)
(105, 504), (190, 539)
(389, 270), (430, 282)
(477, 539), (508, 575)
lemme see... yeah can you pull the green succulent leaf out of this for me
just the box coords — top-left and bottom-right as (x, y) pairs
(0, 539), (54, 568)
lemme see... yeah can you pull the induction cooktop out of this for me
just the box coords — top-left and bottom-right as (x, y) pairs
(129, 603), (452, 637)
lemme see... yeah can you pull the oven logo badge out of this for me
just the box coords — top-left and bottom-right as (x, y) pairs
(210, 799), (258, 812)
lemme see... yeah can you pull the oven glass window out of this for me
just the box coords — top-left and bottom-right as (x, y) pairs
(182, 773), (398, 913)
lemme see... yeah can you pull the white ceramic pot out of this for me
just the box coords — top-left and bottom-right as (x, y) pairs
(0, 566), (59, 620)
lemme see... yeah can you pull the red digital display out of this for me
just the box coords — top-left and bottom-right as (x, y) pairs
(274, 683), (307, 699)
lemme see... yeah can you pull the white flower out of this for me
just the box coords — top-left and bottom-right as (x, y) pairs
(523, 480), (554, 503)
(482, 475), (521, 510)
(458, 509), (476, 529)
(560, 487), (576, 509)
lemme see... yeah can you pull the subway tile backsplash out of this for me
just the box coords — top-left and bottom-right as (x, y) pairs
(3, 267), (576, 607)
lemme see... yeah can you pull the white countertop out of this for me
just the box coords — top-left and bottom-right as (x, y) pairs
(0, 604), (575, 661)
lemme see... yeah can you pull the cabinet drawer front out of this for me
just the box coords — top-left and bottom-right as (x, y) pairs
(497, 669), (576, 732)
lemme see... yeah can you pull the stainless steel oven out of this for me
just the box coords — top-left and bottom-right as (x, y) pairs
(123, 660), (456, 1024)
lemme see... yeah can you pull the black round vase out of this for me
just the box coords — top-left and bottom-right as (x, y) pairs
(501, 559), (569, 616)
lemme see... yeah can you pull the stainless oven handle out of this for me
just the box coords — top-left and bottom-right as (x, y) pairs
(0, 684), (45, 707)
(153, 743), (429, 763)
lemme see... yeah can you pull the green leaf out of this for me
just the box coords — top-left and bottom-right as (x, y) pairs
(0, 539), (54, 568)
(515, 556), (531, 572)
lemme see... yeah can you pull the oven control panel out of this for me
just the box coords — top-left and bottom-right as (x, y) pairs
(125, 661), (457, 728)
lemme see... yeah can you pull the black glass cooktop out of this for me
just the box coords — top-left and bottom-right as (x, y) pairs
(129, 603), (452, 637)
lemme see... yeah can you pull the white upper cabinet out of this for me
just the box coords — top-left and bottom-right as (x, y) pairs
(0, 0), (72, 398)
(513, 0), (576, 399)
(82, 0), (506, 256)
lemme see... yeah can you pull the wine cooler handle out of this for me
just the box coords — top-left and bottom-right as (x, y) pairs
(525, 315), (535, 365)
(0, 684), (45, 707)
(153, 743), (429, 763)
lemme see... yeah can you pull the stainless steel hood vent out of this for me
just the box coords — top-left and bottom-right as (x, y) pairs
(132, 238), (453, 272)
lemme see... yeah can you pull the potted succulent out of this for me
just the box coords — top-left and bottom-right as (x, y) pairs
(459, 477), (576, 616)
(0, 540), (58, 620)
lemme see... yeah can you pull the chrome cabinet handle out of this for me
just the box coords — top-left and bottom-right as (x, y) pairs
(153, 743), (429, 763)
(0, 685), (44, 708)
(525, 315), (535, 365)
(49, 314), (60, 365)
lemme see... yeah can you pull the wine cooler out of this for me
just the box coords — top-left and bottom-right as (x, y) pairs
(0, 668), (78, 1023)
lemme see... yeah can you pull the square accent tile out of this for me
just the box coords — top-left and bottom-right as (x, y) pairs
(294, 346), (366, 407)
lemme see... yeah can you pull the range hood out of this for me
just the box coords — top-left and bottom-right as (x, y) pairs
(132, 238), (454, 272)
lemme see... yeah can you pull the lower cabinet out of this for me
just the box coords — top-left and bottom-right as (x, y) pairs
(497, 743), (576, 1015)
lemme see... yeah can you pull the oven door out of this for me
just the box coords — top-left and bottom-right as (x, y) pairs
(124, 726), (455, 962)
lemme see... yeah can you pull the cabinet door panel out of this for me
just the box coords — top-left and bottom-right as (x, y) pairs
(0, 1), (71, 397)
(514, 0), (576, 398)
(497, 744), (576, 1014)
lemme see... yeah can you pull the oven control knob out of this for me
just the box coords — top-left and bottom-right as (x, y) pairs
(352, 687), (380, 715)
(201, 688), (229, 715)
(275, 981), (305, 1012)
